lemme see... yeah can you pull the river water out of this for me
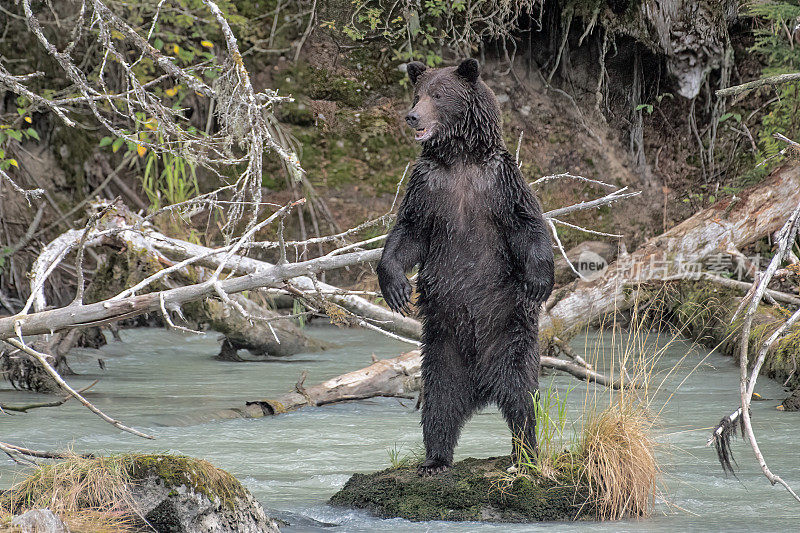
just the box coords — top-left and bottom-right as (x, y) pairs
(1, 326), (798, 532)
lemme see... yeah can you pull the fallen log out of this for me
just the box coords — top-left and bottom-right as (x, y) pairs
(205, 348), (627, 420)
(223, 350), (423, 418)
(146, 232), (422, 339)
(81, 231), (329, 358)
(0, 248), (382, 339)
(543, 162), (800, 337)
(201, 294), (329, 359)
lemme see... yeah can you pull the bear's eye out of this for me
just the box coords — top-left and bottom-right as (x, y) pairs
(433, 92), (441, 100)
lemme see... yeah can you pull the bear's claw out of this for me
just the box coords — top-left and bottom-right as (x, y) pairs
(385, 278), (412, 315)
(417, 459), (450, 476)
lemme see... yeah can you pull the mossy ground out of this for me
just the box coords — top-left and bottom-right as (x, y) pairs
(329, 455), (594, 522)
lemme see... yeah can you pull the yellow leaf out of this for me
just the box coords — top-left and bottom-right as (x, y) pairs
(165, 86), (179, 97)
(24, 117), (32, 124)
(201, 40), (214, 48)
(8, 159), (18, 167)
(173, 44), (180, 55)
(144, 118), (157, 130)
(137, 145), (147, 157)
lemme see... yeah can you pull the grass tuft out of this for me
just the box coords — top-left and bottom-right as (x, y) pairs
(579, 399), (657, 520)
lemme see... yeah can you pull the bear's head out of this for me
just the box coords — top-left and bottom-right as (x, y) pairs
(404, 58), (503, 162)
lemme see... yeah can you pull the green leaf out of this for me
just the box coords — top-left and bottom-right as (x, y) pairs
(154, 38), (164, 50)
(112, 137), (125, 153)
(7, 129), (22, 142)
(99, 136), (113, 147)
(26, 128), (39, 140)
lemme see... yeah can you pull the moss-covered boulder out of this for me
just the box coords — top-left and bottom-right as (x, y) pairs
(329, 456), (594, 522)
(128, 455), (280, 533)
(2, 454), (280, 533)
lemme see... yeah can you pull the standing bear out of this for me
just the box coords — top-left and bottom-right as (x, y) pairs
(377, 58), (554, 476)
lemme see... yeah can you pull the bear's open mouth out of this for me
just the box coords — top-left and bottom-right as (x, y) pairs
(414, 126), (434, 141)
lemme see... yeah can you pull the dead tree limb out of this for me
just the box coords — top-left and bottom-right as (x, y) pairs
(716, 72), (800, 98)
(0, 248), (382, 339)
(544, 161), (800, 337)
(0, 380), (98, 413)
(225, 348), (630, 419)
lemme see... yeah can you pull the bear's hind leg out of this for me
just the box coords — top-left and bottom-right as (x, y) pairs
(418, 338), (476, 476)
(484, 343), (539, 464)
(498, 386), (538, 464)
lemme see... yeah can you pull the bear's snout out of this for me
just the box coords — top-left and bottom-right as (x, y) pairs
(405, 112), (420, 128)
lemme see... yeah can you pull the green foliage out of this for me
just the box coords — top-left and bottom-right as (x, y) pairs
(326, 0), (540, 68)
(100, 124), (199, 211)
(292, 298), (307, 328)
(512, 380), (575, 477)
(0, 103), (41, 172)
(746, 1), (800, 164)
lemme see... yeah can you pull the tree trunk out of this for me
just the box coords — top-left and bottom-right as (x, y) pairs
(542, 162), (800, 338)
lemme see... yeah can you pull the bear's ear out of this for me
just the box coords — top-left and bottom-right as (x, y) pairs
(406, 61), (427, 85)
(456, 58), (480, 84)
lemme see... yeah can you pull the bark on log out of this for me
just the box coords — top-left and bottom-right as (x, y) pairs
(543, 162), (800, 338)
(224, 350), (423, 418)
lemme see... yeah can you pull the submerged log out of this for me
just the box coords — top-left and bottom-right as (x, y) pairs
(329, 456), (593, 522)
(236, 350), (423, 417)
(203, 294), (329, 359)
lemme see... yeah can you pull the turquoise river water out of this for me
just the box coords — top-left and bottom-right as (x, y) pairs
(1, 325), (799, 532)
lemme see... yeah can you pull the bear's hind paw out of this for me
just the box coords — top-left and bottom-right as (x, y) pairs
(417, 458), (450, 477)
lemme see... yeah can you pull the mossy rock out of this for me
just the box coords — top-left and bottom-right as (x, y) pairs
(329, 456), (594, 522)
(2, 454), (279, 533)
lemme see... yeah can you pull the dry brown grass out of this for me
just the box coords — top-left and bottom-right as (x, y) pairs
(579, 399), (658, 520)
(2, 453), (246, 532)
(2, 453), (138, 532)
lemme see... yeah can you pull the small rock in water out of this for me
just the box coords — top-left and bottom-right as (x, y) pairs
(11, 508), (69, 533)
(778, 389), (800, 411)
(330, 455), (594, 522)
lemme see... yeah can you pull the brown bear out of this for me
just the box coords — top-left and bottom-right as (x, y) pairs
(377, 58), (554, 476)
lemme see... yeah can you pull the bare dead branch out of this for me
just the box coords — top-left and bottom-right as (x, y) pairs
(716, 72), (800, 97)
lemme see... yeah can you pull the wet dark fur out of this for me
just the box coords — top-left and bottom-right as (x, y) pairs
(377, 59), (554, 476)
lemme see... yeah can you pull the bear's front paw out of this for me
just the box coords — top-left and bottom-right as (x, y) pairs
(524, 278), (552, 303)
(417, 458), (450, 476)
(382, 277), (412, 315)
